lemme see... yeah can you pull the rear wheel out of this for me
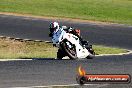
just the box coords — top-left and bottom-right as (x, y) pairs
(61, 40), (77, 60)
(86, 45), (95, 59)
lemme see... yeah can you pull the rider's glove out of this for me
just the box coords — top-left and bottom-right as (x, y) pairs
(49, 33), (53, 37)
(67, 27), (73, 32)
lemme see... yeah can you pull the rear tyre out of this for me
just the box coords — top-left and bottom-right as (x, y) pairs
(86, 53), (95, 59)
(86, 45), (95, 59)
(61, 40), (77, 60)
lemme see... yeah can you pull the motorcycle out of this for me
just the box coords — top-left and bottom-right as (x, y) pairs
(51, 28), (95, 60)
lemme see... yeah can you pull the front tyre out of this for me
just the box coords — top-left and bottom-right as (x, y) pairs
(61, 40), (77, 60)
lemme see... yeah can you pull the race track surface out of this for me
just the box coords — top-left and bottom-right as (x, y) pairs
(0, 14), (132, 88)
(0, 14), (132, 49)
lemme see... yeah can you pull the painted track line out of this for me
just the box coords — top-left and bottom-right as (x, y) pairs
(11, 84), (109, 88)
(0, 59), (32, 61)
(12, 84), (96, 88)
(96, 50), (132, 56)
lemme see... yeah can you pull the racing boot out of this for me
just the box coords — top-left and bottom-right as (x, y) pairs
(81, 40), (88, 46)
(81, 40), (89, 47)
(57, 49), (66, 60)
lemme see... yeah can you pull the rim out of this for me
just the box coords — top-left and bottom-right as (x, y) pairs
(65, 42), (76, 56)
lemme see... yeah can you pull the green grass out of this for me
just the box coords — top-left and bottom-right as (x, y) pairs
(93, 45), (127, 55)
(0, 38), (127, 59)
(0, 0), (132, 25)
(0, 39), (57, 59)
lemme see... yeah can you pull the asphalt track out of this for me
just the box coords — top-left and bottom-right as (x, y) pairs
(0, 14), (132, 88)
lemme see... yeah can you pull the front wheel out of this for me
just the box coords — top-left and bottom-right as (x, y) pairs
(61, 40), (77, 60)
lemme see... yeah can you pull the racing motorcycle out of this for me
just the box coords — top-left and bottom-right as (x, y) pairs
(51, 28), (95, 60)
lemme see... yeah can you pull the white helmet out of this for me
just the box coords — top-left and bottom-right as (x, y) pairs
(49, 22), (59, 33)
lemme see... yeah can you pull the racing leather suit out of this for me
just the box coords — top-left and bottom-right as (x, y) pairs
(49, 26), (88, 46)
(49, 26), (89, 59)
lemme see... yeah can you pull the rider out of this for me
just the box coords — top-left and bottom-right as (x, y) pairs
(49, 22), (89, 59)
(49, 21), (88, 45)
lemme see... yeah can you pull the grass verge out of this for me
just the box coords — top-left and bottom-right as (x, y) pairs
(93, 45), (127, 55)
(0, 39), (57, 59)
(0, 0), (132, 25)
(0, 38), (127, 59)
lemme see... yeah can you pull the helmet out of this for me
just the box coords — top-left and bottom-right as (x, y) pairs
(49, 22), (59, 33)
